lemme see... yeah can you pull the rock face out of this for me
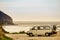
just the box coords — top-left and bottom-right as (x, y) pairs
(0, 11), (13, 25)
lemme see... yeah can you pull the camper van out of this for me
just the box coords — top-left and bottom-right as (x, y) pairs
(26, 25), (57, 36)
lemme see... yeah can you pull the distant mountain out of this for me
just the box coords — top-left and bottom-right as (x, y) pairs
(0, 11), (13, 25)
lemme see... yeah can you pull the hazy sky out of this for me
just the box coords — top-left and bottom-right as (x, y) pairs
(0, 0), (60, 22)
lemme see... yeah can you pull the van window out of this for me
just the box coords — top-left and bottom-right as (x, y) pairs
(45, 26), (50, 30)
(40, 27), (44, 30)
(38, 26), (44, 30)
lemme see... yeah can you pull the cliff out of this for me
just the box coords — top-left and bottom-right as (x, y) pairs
(0, 11), (13, 25)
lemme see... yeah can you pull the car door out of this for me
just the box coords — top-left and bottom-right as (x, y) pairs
(37, 26), (44, 35)
(31, 26), (37, 35)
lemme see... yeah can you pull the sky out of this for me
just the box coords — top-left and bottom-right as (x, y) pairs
(0, 0), (60, 22)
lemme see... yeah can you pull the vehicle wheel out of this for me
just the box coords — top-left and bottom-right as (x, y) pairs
(29, 33), (33, 37)
(45, 33), (50, 36)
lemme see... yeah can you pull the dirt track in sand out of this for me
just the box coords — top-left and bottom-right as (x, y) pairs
(5, 31), (60, 40)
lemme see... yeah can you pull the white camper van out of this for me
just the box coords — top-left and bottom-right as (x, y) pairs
(26, 25), (57, 36)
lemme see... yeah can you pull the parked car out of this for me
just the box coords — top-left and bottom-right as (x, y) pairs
(26, 25), (57, 37)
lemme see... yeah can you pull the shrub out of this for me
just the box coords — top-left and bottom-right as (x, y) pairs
(19, 31), (25, 34)
(12, 32), (18, 34)
(0, 35), (12, 40)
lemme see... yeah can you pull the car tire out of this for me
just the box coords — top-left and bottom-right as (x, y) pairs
(29, 33), (33, 37)
(45, 33), (50, 36)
